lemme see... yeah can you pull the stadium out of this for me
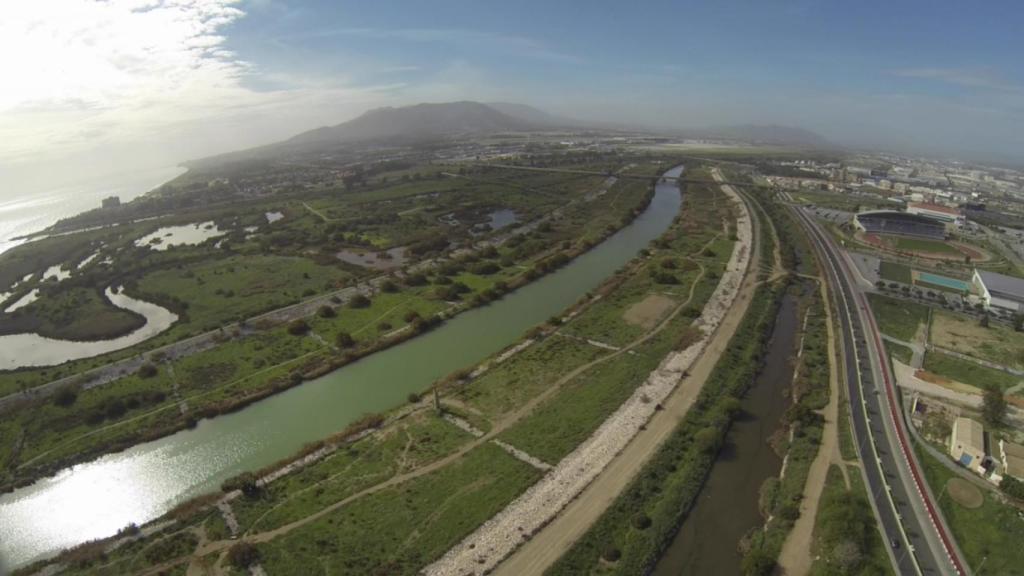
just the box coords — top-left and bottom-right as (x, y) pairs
(853, 210), (946, 240)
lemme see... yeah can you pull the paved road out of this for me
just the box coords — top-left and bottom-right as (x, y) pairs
(796, 206), (966, 576)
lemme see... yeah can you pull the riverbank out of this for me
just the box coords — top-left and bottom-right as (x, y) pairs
(0, 173), (657, 499)
(0, 165), (681, 572)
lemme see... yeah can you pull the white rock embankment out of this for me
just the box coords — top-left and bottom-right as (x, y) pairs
(423, 184), (753, 576)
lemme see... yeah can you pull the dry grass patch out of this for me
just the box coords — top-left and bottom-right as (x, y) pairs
(930, 311), (1024, 370)
(622, 294), (675, 329)
(946, 477), (983, 509)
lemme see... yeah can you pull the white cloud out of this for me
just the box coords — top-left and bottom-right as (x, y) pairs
(888, 67), (1022, 93)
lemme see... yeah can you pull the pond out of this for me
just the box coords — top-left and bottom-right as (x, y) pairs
(488, 208), (518, 230)
(0, 287), (178, 370)
(134, 221), (227, 251)
(336, 246), (409, 270)
(3, 289), (39, 313)
(265, 211), (284, 224)
(42, 265), (70, 283)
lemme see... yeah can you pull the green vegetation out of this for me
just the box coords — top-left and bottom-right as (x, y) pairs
(878, 260), (912, 284)
(892, 237), (961, 255)
(0, 154), (664, 492)
(923, 352), (1021, 392)
(915, 440), (1024, 575)
(867, 293), (929, 342)
(930, 310), (1024, 370)
(230, 412), (472, 532)
(808, 464), (893, 576)
(742, 288), (831, 573)
(253, 443), (541, 575)
(886, 341), (914, 365)
(0, 286), (145, 340)
(547, 283), (784, 575)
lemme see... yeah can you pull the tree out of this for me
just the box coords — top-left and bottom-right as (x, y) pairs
(348, 294), (371, 309)
(983, 383), (1006, 427)
(228, 542), (260, 569)
(335, 331), (355, 348)
(287, 319), (310, 335)
(53, 387), (78, 407)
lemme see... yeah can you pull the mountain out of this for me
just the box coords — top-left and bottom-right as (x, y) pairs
(287, 101), (539, 146)
(484, 102), (580, 127)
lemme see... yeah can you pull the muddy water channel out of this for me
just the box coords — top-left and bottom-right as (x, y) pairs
(0, 167), (684, 572)
(652, 286), (803, 575)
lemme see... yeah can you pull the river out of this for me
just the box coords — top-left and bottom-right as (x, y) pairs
(652, 286), (801, 575)
(0, 166), (684, 572)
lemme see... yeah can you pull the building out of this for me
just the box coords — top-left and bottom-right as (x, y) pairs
(972, 269), (1024, 316)
(853, 210), (946, 240)
(906, 202), (964, 231)
(101, 195), (121, 209)
(1000, 439), (1024, 480)
(949, 416), (985, 471)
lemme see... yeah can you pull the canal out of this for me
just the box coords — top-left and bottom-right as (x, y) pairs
(0, 167), (685, 572)
(652, 284), (803, 575)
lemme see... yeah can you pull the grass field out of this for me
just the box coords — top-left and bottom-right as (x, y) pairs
(893, 237), (962, 255)
(878, 260), (912, 284)
(930, 310), (1024, 370)
(867, 293), (930, 342)
(915, 440), (1024, 575)
(231, 412), (472, 533)
(886, 341), (915, 365)
(254, 443), (541, 575)
(135, 254), (351, 339)
(923, 352), (1022, 392)
(809, 464), (894, 575)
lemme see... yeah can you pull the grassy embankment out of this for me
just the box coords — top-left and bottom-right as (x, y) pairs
(923, 353), (1021, 392)
(807, 464), (894, 575)
(867, 293), (930, 342)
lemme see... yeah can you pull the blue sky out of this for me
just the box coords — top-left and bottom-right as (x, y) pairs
(2, 0), (1023, 194)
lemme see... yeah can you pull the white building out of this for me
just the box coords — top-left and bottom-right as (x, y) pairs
(906, 202), (964, 231)
(972, 269), (1024, 317)
(950, 417), (986, 472)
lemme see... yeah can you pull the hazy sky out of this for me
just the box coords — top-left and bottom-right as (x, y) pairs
(2, 0), (1023, 195)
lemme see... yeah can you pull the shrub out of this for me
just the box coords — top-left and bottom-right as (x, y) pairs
(348, 294), (371, 309)
(602, 546), (622, 562)
(380, 279), (399, 293)
(138, 363), (158, 378)
(631, 512), (652, 530)
(287, 319), (310, 335)
(53, 387), (78, 407)
(228, 542), (260, 569)
(335, 331), (355, 348)
(316, 305), (336, 318)
(407, 392), (421, 404)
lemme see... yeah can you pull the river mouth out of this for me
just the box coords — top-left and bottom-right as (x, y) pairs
(651, 285), (803, 575)
(0, 167), (685, 572)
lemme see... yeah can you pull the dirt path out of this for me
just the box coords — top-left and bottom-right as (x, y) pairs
(491, 169), (761, 576)
(777, 272), (840, 574)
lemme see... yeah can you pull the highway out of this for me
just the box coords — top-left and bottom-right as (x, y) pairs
(794, 205), (967, 576)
